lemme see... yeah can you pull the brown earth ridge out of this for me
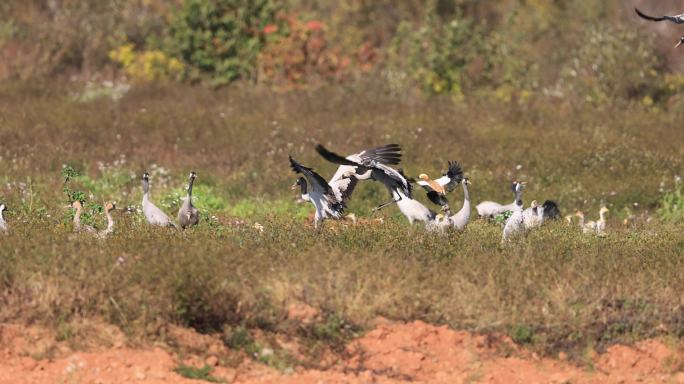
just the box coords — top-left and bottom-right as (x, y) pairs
(1, 318), (683, 384)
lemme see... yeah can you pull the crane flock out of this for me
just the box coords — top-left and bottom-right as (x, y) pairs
(289, 143), (608, 242)
(0, 145), (609, 242)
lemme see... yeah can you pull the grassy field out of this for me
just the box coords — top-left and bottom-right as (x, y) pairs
(2, 81), (684, 363)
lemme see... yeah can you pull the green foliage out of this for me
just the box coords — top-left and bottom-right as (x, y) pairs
(61, 165), (80, 184)
(658, 186), (684, 222)
(387, 6), (485, 97)
(174, 364), (221, 382)
(511, 324), (534, 344)
(493, 210), (513, 225)
(163, 0), (282, 85)
(312, 313), (348, 343)
(61, 163), (126, 228)
(561, 25), (664, 105)
(225, 325), (252, 349)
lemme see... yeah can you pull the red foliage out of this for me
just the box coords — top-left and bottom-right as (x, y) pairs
(263, 24), (278, 35)
(305, 20), (324, 31)
(257, 13), (379, 88)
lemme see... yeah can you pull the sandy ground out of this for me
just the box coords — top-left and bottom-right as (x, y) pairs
(1, 318), (683, 384)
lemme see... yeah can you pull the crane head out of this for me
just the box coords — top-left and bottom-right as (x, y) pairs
(291, 177), (306, 190)
(676, 35), (684, 48)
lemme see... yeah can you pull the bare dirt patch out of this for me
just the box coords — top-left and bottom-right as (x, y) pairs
(1, 320), (683, 384)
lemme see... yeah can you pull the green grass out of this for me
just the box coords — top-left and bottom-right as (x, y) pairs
(174, 364), (221, 383)
(1, 81), (684, 361)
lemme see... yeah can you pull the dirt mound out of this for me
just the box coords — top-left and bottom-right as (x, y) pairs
(239, 321), (684, 384)
(0, 320), (683, 384)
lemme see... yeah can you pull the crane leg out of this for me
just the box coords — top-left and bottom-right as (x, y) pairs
(372, 200), (397, 212)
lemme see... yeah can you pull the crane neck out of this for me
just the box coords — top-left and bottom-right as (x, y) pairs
(187, 176), (195, 199)
(73, 206), (82, 229)
(105, 210), (114, 231)
(462, 183), (470, 202)
(514, 188), (523, 208)
(299, 179), (308, 196)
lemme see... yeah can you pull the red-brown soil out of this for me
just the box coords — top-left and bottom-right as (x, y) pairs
(1, 320), (683, 384)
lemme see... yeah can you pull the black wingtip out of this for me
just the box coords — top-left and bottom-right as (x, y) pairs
(288, 155), (301, 173)
(315, 144), (359, 166)
(635, 7), (661, 21)
(363, 143), (403, 165)
(445, 160), (464, 181)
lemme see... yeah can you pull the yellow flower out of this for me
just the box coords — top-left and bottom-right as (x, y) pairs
(109, 42), (185, 81)
(642, 95), (653, 107)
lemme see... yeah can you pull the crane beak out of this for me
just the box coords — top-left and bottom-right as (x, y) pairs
(290, 182), (298, 190)
(676, 41), (683, 48)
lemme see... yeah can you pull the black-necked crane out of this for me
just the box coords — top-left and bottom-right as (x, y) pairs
(477, 181), (525, 218)
(141, 172), (175, 227)
(450, 177), (472, 230)
(0, 203), (8, 232)
(522, 200), (544, 230)
(289, 155), (345, 229)
(324, 144), (402, 205)
(635, 8), (684, 47)
(501, 182), (526, 242)
(315, 145), (435, 225)
(178, 171), (199, 229)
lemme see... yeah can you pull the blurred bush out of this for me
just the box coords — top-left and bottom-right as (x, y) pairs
(160, 0), (282, 86)
(257, 12), (378, 88)
(385, 9), (484, 98)
(2, 0), (684, 105)
(560, 25), (664, 105)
